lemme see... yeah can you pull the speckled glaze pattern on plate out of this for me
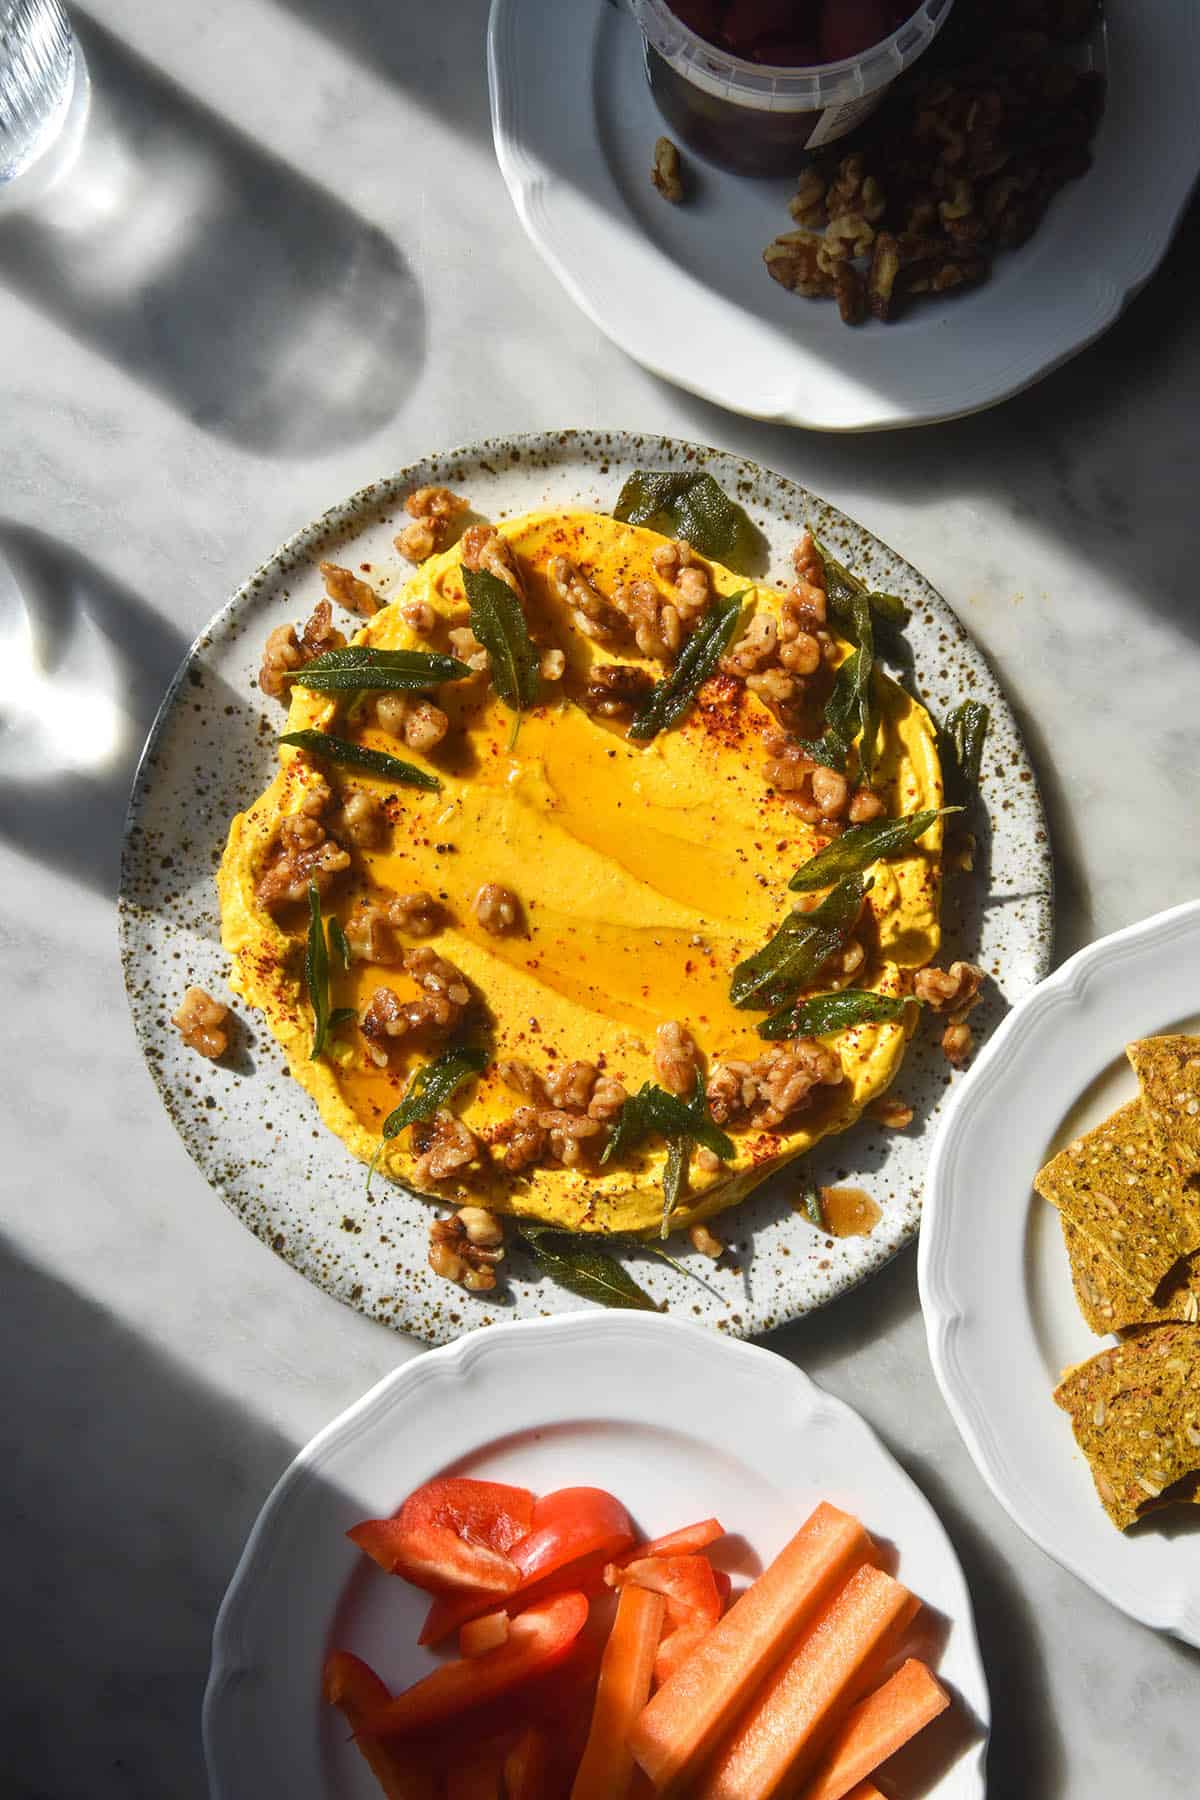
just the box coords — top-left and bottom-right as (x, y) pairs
(119, 430), (1053, 1344)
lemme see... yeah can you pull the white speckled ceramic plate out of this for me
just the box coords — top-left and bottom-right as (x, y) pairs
(921, 900), (1200, 1645)
(203, 1313), (990, 1799)
(488, 0), (1200, 430)
(119, 429), (1052, 1343)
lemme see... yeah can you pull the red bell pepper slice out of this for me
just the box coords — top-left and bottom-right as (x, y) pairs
(322, 1650), (437, 1800)
(607, 1554), (722, 1632)
(348, 1477), (534, 1597)
(614, 1517), (725, 1563)
(503, 1724), (548, 1800)
(366, 1591), (589, 1739)
(419, 1546), (613, 1648)
(511, 1487), (634, 1585)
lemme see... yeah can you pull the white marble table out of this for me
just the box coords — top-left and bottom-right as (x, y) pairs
(3, 2), (1197, 1793)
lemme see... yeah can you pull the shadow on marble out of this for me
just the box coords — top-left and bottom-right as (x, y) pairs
(0, 1233), (295, 1800)
(0, 522), (225, 897)
(275, 0), (494, 144)
(0, 15), (425, 459)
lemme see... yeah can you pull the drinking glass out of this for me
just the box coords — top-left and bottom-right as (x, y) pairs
(0, 0), (76, 185)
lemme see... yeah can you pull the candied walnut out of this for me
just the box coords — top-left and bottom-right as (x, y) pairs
(788, 166), (827, 228)
(320, 560), (379, 617)
(346, 892), (442, 961)
(708, 1061), (759, 1126)
(537, 1107), (604, 1168)
(764, 230), (835, 299)
(339, 788), (387, 849)
(722, 611), (777, 678)
(474, 882), (521, 936)
(490, 1105), (548, 1174)
(763, 735), (815, 794)
(588, 1074), (628, 1123)
(259, 600), (346, 703)
(395, 486), (468, 564)
(540, 647), (566, 682)
(689, 1221), (724, 1259)
(753, 1040), (842, 1130)
(548, 556), (623, 645)
(746, 666), (800, 709)
(359, 949), (470, 1061)
(695, 1146), (721, 1174)
(826, 154), (885, 225)
(869, 1095), (914, 1129)
(582, 663), (655, 720)
(655, 1021), (701, 1098)
(848, 788), (886, 824)
(255, 781), (350, 910)
(611, 578), (685, 661)
(778, 625), (822, 676)
(651, 135), (683, 203)
(497, 1057), (546, 1102)
(543, 1059), (598, 1112)
(651, 539), (709, 621)
(941, 1020), (974, 1065)
(811, 766), (850, 821)
(427, 1199), (500, 1286)
(914, 960), (985, 1018)
(402, 598), (437, 636)
(173, 986), (230, 1059)
(461, 524), (523, 598)
(448, 625), (490, 674)
(373, 692), (450, 752)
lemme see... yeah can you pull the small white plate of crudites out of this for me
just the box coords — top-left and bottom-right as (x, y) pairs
(922, 899), (1200, 1646)
(203, 1314), (990, 1799)
(488, 0), (1200, 430)
(120, 429), (1051, 1344)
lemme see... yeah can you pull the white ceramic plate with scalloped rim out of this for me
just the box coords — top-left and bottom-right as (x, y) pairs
(203, 1313), (989, 1798)
(921, 899), (1200, 1645)
(119, 429), (1052, 1346)
(488, 0), (1200, 430)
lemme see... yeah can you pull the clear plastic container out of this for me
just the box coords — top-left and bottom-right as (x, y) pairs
(625, 0), (955, 176)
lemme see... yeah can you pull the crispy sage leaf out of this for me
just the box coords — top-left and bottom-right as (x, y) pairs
(461, 566), (540, 720)
(788, 807), (960, 892)
(731, 874), (871, 1013)
(662, 1138), (688, 1239)
(602, 1076), (735, 1166)
(943, 700), (990, 800)
(614, 470), (760, 572)
(517, 1224), (660, 1312)
(815, 540), (911, 630)
(366, 1046), (489, 1194)
(628, 594), (747, 741)
(328, 917), (352, 972)
(280, 729), (441, 790)
(758, 988), (909, 1042)
(284, 645), (471, 692)
(305, 884), (353, 1060)
(798, 1171), (827, 1231)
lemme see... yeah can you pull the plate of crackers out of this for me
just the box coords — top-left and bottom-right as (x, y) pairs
(920, 899), (1200, 1643)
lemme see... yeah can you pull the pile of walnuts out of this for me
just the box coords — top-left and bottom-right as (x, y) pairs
(765, 0), (1106, 324)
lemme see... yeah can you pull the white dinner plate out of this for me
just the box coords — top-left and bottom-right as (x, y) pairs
(488, 0), (1200, 431)
(119, 429), (1052, 1344)
(920, 899), (1200, 1644)
(203, 1313), (990, 1797)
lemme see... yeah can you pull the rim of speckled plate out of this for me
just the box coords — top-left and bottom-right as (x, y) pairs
(118, 428), (1054, 1344)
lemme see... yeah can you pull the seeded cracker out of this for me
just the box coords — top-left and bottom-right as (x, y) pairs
(1035, 1101), (1200, 1296)
(1060, 1217), (1200, 1335)
(1127, 1035), (1200, 1180)
(1053, 1325), (1200, 1530)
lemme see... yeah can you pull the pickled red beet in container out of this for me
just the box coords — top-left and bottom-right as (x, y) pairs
(668, 0), (917, 67)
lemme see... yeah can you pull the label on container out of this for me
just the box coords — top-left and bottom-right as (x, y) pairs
(804, 91), (885, 150)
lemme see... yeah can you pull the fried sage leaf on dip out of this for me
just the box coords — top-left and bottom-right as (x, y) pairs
(462, 565), (541, 718)
(758, 988), (908, 1042)
(1127, 1034), (1200, 1180)
(629, 594), (748, 741)
(517, 1223), (660, 1312)
(1035, 1100), (1200, 1296)
(795, 590), (879, 778)
(281, 729), (441, 790)
(731, 874), (871, 1014)
(788, 807), (959, 893)
(613, 470), (761, 572)
(601, 1072), (735, 1169)
(306, 884), (356, 1061)
(366, 1046), (489, 1194)
(284, 645), (472, 692)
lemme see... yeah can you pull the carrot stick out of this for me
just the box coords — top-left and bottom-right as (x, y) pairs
(799, 1659), (949, 1800)
(322, 1651), (436, 1800)
(695, 1565), (916, 1800)
(630, 1503), (874, 1794)
(571, 1584), (666, 1800)
(844, 1787), (886, 1799)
